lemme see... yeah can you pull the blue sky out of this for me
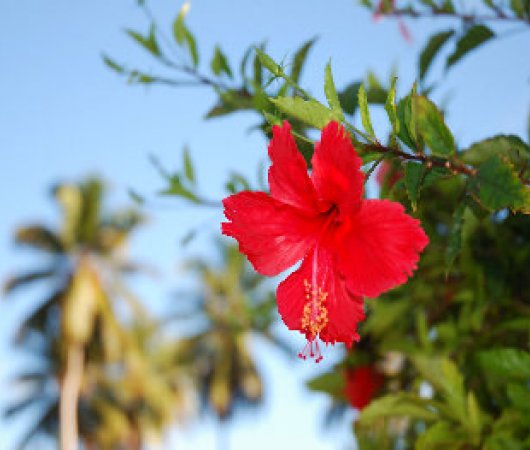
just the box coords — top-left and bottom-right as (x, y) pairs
(1, 1), (529, 449)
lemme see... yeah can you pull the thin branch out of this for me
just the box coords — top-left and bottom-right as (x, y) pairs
(363, 143), (478, 177)
(384, 9), (530, 25)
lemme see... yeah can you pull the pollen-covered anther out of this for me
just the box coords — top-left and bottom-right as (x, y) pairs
(300, 279), (329, 340)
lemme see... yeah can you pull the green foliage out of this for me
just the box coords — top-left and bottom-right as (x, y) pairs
(324, 62), (344, 120)
(478, 348), (530, 380)
(126, 25), (160, 57)
(306, 371), (345, 398)
(271, 97), (337, 129)
(358, 84), (376, 138)
(359, 393), (438, 425)
(95, 2), (530, 449)
(447, 25), (495, 68)
(471, 156), (528, 211)
(405, 162), (425, 210)
(419, 30), (454, 80)
(211, 46), (232, 78)
(414, 95), (456, 156)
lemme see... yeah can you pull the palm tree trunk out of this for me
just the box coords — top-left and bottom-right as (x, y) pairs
(60, 342), (84, 450)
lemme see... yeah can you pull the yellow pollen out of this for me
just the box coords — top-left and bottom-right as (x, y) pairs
(301, 279), (329, 338)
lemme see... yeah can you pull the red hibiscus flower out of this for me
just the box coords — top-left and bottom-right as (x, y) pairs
(222, 121), (428, 362)
(344, 365), (384, 410)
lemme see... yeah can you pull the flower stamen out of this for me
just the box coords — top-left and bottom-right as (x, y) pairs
(298, 279), (328, 362)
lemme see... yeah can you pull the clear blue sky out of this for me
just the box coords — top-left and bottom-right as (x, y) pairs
(1, 1), (529, 449)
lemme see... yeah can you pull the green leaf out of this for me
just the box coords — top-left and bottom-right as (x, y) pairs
(211, 46), (232, 78)
(397, 94), (417, 149)
(416, 421), (470, 450)
(324, 62), (343, 120)
(306, 371), (345, 398)
(225, 172), (251, 194)
(447, 25), (495, 68)
(462, 135), (530, 177)
(419, 30), (455, 80)
(478, 348), (530, 381)
(385, 77), (399, 135)
(184, 29), (199, 67)
(102, 54), (125, 73)
(358, 84), (375, 137)
(183, 147), (195, 184)
(363, 298), (411, 337)
(359, 393), (438, 426)
(126, 25), (160, 57)
(172, 5), (188, 44)
(507, 383), (530, 411)
(405, 162), (426, 211)
(271, 97), (337, 129)
(128, 189), (145, 205)
(445, 203), (466, 274)
(414, 95), (456, 156)
(172, 3), (198, 66)
(338, 82), (361, 115)
(15, 225), (63, 254)
(471, 156), (527, 211)
(466, 392), (483, 443)
(255, 48), (282, 77)
(160, 174), (199, 202)
(3, 269), (55, 295)
(413, 356), (467, 422)
(290, 38), (316, 83)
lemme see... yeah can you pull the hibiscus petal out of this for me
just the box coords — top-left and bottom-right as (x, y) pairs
(268, 121), (319, 213)
(222, 191), (322, 276)
(311, 121), (364, 217)
(337, 199), (429, 298)
(276, 247), (365, 348)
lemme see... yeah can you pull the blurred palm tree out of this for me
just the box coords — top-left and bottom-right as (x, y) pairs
(172, 242), (287, 450)
(2, 177), (160, 449)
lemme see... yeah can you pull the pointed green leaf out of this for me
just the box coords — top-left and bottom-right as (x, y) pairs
(183, 147), (195, 184)
(324, 62), (343, 119)
(415, 95), (455, 156)
(358, 84), (375, 137)
(405, 162), (425, 210)
(15, 226), (63, 254)
(397, 94), (417, 149)
(160, 174), (199, 202)
(471, 156), (527, 211)
(447, 25), (495, 68)
(359, 393), (438, 426)
(507, 383), (530, 411)
(385, 77), (399, 135)
(3, 269), (55, 295)
(478, 348), (530, 380)
(102, 54), (125, 73)
(211, 46), (232, 78)
(306, 371), (345, 398)
(184, 29), (199, 67)
(290, 38), (316, 83)
(416, 422), (469, 450)
(255, 48), (282, 77)
(271, 97), (337, 129)
(172, 4), (189, 45)
(126, 25), (160, 57)
(338, 82), (361, 115)
(462, 135), (530, 177)
(419, 30), (455, 80)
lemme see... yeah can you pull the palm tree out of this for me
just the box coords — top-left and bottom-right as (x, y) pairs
(3, 177), (150, 450)
(172, 241), (286, 450)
